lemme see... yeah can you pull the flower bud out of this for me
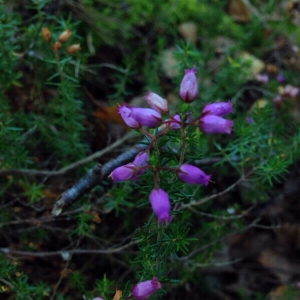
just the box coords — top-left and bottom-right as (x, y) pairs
(178, 164), (211, 186)
(144, 91), (168, 113)
(118, 104), (140, 128)
(134, 152), (149, 175)
(167, 114), (181, 130)
(58, 29), (71, 43)
(179, 67), (198, 103)
(130, 107), (162, 128)
(52, 41), (61, 53)
(133, 152), (149, 167)
(149, 189), (171, 224)
(200, 115), (233, 134)
(132, 277), (161, 300)
(42, 27), (51, 43)
(66, 44), (81, 54)
(202, 101), (233, 117)
(109, 163), (136, 182)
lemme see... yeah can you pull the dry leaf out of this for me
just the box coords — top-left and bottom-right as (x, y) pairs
(93, 104), (123, 124)
(258, 250), (294, 282)
(89, 211), (101, 224)
(269, 284), (300, 300)
(178, 22), (197, 45)
(161, 47), (179, 78)
(112, 289), (122, 300)
(228, 0), (250, 22)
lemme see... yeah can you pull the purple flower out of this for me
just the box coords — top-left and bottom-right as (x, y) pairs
(118, 104), (140, 128)
(129, 107), (162, 128)
(109, 163), (136, 182)
(133, 152), (149, 175)
(132, 277), (162, 300)
(149, 189), (171, 224)
(92, 298), (104, 300)
(179, 67), (198, 103)
(200, 115), (233, 134)
(167, 114), (181, 129)
(276, 74), (285, 83)
(144, 91), (168, 113)
(202, 101), (233, 117)
(246, 116), (254, 124)
(177, 164), (211, 186)
(133, 152), (149, 166)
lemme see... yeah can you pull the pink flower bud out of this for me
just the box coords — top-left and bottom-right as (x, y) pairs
(109, 163), (136, 182)
(202, 101), (233, 117)
(179, 67), (198, 103)
(177, 164), (211, 186)
(167, 114), (181, 129)
(134, 152), (149, 175)
(129, 107), (162, 128)
(149, 189), (171, 224)
(200, 115), (233, 134)
(118, 104), (140, 128)
(144, 91), (168, 113)
(133, 152), (149, 166)
(132, 277), (162, 300)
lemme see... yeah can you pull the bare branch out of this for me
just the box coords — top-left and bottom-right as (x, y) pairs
(0, 239), (141, 258)
(177, 169), (255, 210)
(0, 132), (135, 177)
(52, 137), (149, 215)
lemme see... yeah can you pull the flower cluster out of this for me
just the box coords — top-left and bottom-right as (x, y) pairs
(109, 67), (233, 225)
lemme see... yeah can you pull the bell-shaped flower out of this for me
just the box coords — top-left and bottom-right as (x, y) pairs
(133, 151), (149, 175)
(118, 104), (140, 128)
(133, 151), (149, 166)
(109, 163), (136, 182)
(202, 101), (233, 117)
(132, 277), (162, 300)
(130, 107), (162, 128)
(144, 91), (168, 113)
(200, 115), (233, 134)
(149, 189), (171, 224)
(179, 67), (198, 103)
(167, 114), (181, 129)
(177, 164), (211, 186)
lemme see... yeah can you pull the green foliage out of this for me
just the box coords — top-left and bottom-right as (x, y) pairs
(0, 254), (50, 299)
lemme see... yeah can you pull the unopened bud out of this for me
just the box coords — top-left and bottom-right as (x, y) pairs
(58, 29), (71, 43)
(66, 44), (81, 54)
(42, 27), (51, 43)
(52, 41), (61, 53)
